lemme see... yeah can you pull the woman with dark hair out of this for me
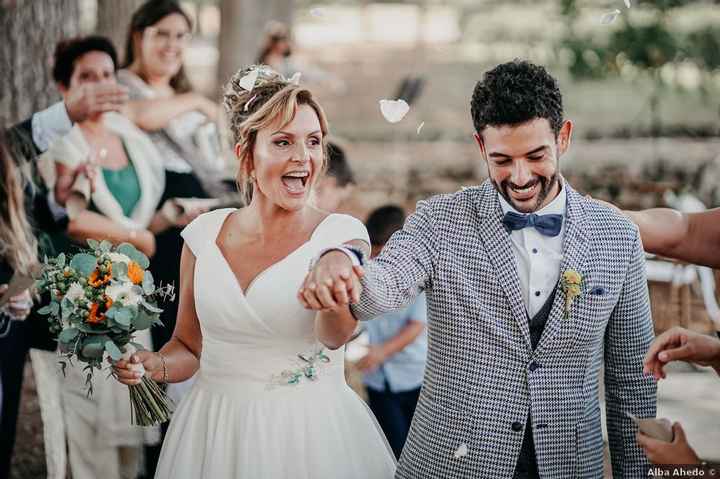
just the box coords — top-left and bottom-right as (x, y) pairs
(118, 0), (230, 364)
(34, 35), (201, 479)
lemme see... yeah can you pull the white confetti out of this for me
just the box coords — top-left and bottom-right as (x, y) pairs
(624, 0), (631, 8)
(239, 69), (259, 92)
(416, 121), (425, 135)
(288, 72), (302, 85)
(600, 9), (621, 25)
(310, 8), (324, 18)
(454, 443), (468, 459)
(244, 94), (257, 112)
(379, 99), (410, 124)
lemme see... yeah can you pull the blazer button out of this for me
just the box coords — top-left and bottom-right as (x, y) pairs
(529, 361), (541, 372)
(511, 421), (523, 432)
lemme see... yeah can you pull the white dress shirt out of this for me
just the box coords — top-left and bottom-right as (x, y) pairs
(498, 185), (567, 317)
(31, 101), (73, 153)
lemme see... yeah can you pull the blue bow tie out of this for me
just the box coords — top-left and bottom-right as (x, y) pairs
(502, 212), (563, 237)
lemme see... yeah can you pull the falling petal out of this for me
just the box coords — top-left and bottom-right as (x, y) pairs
(289, 72), (302, 85)
(310, 8), (324, 18)
(244, 94), (258, 112)
(239, 69), (259, 92)
(624, 0), (631, 8)
(416, 121), (425, 135)
(600, 9), (621, 25)
(379, 99), (410, 124)
(454, 443), (468, 459)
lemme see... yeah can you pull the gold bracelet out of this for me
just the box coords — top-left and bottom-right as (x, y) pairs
(156, 351), (169, 383)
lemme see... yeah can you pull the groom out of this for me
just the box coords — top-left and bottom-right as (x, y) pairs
(302, 60), (656, 478)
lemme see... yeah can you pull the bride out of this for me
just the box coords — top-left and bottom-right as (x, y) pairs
(113, 65), (396, 478)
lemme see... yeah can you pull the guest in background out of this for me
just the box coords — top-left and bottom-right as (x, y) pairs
(358, 205), (427, 460)
(118, 0), (228, 358)
(0, 124), (87, 479)
(36, 35), (192, 479)
(313, 142), (356, 213)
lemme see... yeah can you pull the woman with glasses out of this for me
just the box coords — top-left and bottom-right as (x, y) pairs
(118, 0), (231, 397)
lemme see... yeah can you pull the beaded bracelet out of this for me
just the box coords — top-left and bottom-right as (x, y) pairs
(156, 351), (169, 383)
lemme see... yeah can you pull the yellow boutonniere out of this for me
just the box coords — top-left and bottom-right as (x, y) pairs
(561, 270), (583, 319)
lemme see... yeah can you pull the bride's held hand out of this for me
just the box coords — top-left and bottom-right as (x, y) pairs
(112, 351), (162, 386)
(298, 252), (364, 311)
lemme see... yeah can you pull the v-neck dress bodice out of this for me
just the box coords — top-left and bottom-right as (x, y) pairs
(154, 209), (396, 479)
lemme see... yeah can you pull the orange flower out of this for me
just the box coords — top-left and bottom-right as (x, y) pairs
(88, 264), (112, 288)
(105, 296), (113, 310)
(127, 261), (144, 285)
(87, 303), (105, 324)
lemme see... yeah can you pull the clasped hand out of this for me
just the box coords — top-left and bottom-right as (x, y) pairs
(298, 251), (365, 312)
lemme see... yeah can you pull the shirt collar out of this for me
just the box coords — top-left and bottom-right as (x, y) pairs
(498, 180), (567, 217)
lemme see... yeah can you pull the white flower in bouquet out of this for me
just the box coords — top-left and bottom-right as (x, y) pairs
(105, 281), (143, 307)
(107, 252), (132, 264)
(65, 282), (85, 302)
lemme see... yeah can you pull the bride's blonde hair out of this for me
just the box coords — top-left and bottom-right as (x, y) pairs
(223, 65), (329, 204)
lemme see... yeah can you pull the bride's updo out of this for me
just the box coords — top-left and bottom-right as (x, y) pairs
(223, 65), (329, 202)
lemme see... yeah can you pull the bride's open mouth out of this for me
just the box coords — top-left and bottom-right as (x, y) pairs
(281, 170), (310, 195)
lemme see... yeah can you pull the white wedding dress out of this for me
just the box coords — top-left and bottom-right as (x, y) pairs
(154, 208), (396, 478)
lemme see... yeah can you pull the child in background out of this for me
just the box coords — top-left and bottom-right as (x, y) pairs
(358, 205), (428, 459)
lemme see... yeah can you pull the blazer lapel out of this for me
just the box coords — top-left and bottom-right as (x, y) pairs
(535, 183), (589, 356)
(475, 182), (533, 352)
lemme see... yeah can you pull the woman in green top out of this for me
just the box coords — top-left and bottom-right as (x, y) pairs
(36, 36), (201, 479)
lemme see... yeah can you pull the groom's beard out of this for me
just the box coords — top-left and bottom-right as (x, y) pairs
(493, 172), (560, 213)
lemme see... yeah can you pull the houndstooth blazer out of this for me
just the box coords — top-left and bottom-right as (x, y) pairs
(352, 179), (656, 478)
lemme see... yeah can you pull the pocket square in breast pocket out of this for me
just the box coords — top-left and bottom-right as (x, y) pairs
(588, 286), (606, 296)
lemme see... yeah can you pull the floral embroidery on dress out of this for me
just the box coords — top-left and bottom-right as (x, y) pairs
(267, 345), (331, 389)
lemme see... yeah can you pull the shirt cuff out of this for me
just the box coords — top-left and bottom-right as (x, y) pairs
(309, 247), (362, 271)
(46, 190), (69, 222)
(31, 101), (73, 153)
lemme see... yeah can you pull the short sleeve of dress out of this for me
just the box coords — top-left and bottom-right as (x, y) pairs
(313, 214), (370, 248)
(180, 208), (235, 258)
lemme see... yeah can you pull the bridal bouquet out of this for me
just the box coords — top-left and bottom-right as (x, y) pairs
(35, 240), (174, 426)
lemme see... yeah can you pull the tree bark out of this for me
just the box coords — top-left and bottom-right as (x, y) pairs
(217, 0), (294, 89)
(95, 0), (144, 62)
(0, 0), (82, 127)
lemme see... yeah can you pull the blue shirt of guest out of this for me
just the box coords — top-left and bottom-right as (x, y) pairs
(362, 293), (428, 393)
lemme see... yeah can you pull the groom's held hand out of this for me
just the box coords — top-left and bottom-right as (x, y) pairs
(299, 251), (364, 311)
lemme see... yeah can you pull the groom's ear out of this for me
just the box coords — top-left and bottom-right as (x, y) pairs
(557, 120), (573, 155)
(473, 132), (488, 162)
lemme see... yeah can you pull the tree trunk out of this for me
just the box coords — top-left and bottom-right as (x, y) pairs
(95, 0), (144, 63)
(217, 0), (294, 90)
(0, 0), (82, 127)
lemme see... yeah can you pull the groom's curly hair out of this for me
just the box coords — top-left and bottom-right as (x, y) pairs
(470, 60), (564, 137)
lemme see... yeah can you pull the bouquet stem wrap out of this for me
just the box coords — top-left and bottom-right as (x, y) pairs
(122, 344), (174, 427)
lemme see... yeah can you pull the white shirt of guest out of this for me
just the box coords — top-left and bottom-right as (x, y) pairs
(498, 184), (567, 317)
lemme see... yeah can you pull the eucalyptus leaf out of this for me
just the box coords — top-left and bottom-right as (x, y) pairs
(133, 308), (155, 330)
(81, 335), (110, 359)
(114, 308), (133, 327)
(104, 340), (123, 361)
(142, 270), (155, 295)
(117, 243), (150, 269)
(37, 305), (53, 315)
(70, 253), (98, 276)
(141, 300), (163, 314)
(87, 239), (100, 250)
(112, 262), (129, 281)
(57, 253), (66, 268)
(58, 327), (80, 344)
(50, 301), (60, 316)
(99, 240), (113, 253)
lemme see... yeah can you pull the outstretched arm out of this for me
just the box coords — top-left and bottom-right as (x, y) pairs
(604, 230), (657, 477)
(624, 208), (720, 268)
